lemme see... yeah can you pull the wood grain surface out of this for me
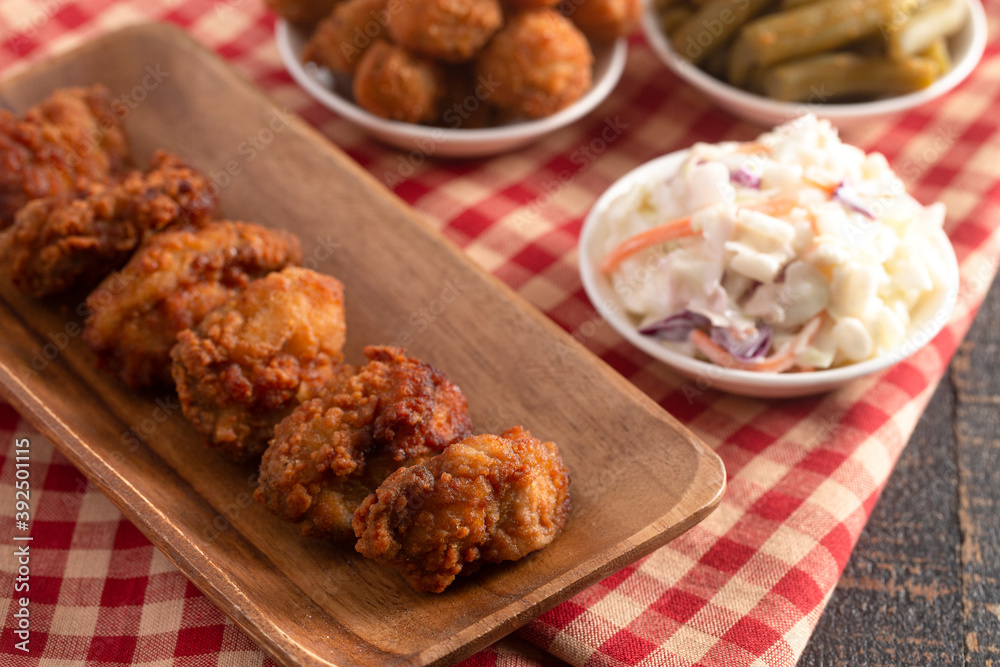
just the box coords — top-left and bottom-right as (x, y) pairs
(0, 23), (725, 667)
(801, 271), (1000, 666)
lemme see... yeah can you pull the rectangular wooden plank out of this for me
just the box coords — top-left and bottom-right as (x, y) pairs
(0, 23), (725, 667)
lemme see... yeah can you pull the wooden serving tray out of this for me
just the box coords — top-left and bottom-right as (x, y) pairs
(0, 23), (725, 667)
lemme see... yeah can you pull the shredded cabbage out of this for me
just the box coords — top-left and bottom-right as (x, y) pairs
(599, 115), (950, 371)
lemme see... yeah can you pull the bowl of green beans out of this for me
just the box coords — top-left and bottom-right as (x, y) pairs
(642, 0), (987, 127)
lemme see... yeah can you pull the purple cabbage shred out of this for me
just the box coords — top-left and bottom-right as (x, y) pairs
(709, 324), (772, 360)
(730, 167), (761, 189)
(639, 310), (711, 341)
(641, 311), (773, 360)
(833, 181), (876, 220)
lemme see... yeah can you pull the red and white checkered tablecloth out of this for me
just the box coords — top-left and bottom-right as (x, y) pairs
(2, 1), (999, 665)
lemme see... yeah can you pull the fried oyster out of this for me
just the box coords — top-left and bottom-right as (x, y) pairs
(83, 221), (302, 388)
(171, 266), (347, 462)
(256, 345), (473, 540)
(0, 85), (129, 228)
(2, 150), (218, 297)
(354, 426), (571, 593)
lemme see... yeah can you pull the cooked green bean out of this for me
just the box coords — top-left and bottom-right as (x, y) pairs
(656, 0), (960, 102)
(884, 0), (930, 28)
(739, 0), (898, 68)
(661, 7), (695, 37)
(887, 0), (967, 58)
(670, 0), (772, 65)
(761, 52), (939, 101)
(852, 33), (890, 57)
(780, 0), (822, 9)
(920, 37), (952, 74)
(726, 33), (756, 86)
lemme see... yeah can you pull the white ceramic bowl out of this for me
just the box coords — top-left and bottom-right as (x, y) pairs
(641, 0), (987, 127)
(276, 19), (628, 157)
(578, 149), (960, 398)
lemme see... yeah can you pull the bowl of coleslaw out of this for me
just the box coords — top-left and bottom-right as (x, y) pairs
(578, 115), (959, 397)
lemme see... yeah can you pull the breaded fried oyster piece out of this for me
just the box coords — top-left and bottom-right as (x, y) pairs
(171, 266), (347, 462)
(475, 9), (593, 119)
(83, 221), (301, 388)
(2, 150), (218, 297)
(0, 85), (129, 228)
(256, 345), (473, 540)
(353, 40), (446, 123)
(565, 0), (641, 41)
(353, 426), (571, 593)
(388, 0), (503, 63)
(302, 0), (390, 74)
(503, 0), (559, 7)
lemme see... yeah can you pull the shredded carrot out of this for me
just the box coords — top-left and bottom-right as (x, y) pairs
(744, 196), (821, 235)
(690, 330), (798, 373)
(599, 216), (698, 274)
(803, 175), (840, 196)
(743, 197), (799, 218)
(602, 190), (825, 276)
(734, 141), (770, 154)
(689, 314), (826, 374)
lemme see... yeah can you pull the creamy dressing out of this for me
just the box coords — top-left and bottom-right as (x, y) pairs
(598, 115), (950, 371)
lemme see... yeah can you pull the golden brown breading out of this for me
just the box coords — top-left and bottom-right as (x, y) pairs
(255, 345), (473, 540)
(265, 0), (338, 23)
(0, 85), (129, 229)
(1, 189), (133, 297)
(387, 0), (503, 63)
(475, 9), (593, 119)
(1, 150), (218, 297)
(171, 266), (347, 463)
(302, 0), (390, 75)
(564, 0), (641, 41)
(353, 40), (446, 123)
(116, 150), (219, 234)
(503, 0), (559, 8)
(83, 221), (302, 388)
(353, 426), (571, 593)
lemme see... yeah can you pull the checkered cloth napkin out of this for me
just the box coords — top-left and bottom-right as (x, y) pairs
(2, 1), (998, 665)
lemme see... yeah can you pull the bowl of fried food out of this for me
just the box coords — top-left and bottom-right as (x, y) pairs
(642, 0), (987, 126)
(271, 0), (634, 157)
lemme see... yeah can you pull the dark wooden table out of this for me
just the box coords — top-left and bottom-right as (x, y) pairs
(800, 271), (1000, 666)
